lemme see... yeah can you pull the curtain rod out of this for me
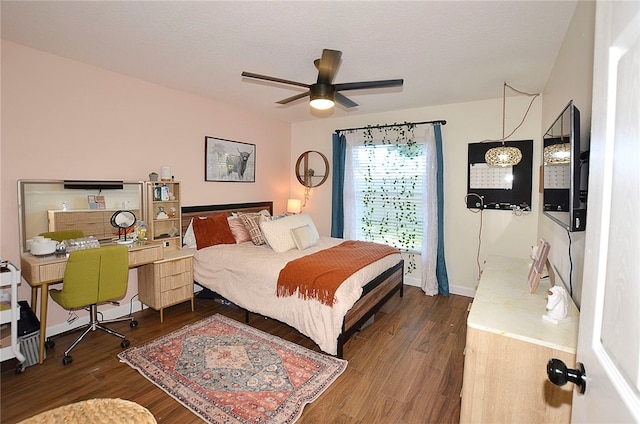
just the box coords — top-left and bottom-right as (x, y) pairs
(334, 119), (446, 134)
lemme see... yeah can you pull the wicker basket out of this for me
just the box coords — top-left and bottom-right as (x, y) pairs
(18, 398), (157, 424)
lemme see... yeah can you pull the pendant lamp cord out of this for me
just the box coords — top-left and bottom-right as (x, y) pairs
(502, 82), (506, 142)
(500, 82), (540, 143)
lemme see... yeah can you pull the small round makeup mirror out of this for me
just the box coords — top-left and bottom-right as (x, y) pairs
(110, 210), (137, 243)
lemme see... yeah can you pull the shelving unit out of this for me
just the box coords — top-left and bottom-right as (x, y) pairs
(1, 262), (26, 372)
(144, 181), (182, 250)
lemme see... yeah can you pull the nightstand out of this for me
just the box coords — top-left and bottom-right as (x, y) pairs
(138, 248), (195, 322)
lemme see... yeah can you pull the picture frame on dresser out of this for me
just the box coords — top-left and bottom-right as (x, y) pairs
(205, 136), (256, 183)
(527, 239), (553, 293)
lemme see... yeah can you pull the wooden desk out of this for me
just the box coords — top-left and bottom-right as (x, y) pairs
(20, 241), (164, 364)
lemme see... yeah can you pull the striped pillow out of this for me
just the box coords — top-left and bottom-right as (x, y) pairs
(238, 213), (267, 245)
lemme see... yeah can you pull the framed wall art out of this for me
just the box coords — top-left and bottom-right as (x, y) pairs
(527, 239), (554, 293)
(205, 136), (256, 182)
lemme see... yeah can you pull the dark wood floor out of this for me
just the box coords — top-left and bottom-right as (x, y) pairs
(1, 286), (470, 423)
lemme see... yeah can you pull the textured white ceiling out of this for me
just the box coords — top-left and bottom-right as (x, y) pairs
(1, 1), (578, 123)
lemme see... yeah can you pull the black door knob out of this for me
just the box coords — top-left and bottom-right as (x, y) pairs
(547, 358), (587, 394)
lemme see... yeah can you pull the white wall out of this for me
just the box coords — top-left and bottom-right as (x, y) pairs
(539, 1), (595, 307)
(292, 96), (543, 296)
(290, 0), (595, 300)
(1, 41), (291, 330)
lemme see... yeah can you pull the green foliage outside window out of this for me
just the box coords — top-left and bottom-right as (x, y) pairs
(359, 122), (421, 272)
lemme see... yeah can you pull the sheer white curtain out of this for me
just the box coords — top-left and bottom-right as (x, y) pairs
(342, 127), (438, 295)
(343, 131), (360, 240)
(422, 125), (438, 295)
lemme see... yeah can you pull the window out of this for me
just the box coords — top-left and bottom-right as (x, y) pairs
(350, 142), (425, 253)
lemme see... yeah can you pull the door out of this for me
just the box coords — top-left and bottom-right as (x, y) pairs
(572, 1), (640, 422)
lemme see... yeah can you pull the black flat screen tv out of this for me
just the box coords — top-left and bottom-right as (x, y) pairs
(542, 100), (587, 232)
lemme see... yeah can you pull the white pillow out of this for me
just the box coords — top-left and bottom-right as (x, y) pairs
(183, 218), (198, 248)
(291, 224), (319, 250)
(259, 213), (319, 253)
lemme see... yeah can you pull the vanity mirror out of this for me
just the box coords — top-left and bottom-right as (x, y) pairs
(18, 180), (144, 252)
(295, 150), (329, 188)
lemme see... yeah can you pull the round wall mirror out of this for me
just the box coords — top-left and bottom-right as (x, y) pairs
(296, 150), (329, 188)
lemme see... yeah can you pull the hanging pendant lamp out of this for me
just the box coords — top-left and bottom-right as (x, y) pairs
(543, 115), (571, 165)
(485, 145), (523, 167)
(544, 143), (571, 165)
(485, 82), (538, 167)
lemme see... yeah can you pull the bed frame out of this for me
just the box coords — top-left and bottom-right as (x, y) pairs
(181, 201), (404, 358)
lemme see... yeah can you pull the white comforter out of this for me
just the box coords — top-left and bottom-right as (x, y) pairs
(193, 236), (402, 355)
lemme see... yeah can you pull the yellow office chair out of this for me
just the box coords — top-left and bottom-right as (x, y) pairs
(48, 245), (138, 365)
(39, 230), (84, 242)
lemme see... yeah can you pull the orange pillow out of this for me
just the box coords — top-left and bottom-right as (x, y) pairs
(192, 214), (236, 249)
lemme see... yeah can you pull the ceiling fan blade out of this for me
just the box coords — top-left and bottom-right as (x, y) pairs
(335, 79), (404, 91)
(335, 92), (358, 108)
(241, 71), (310, 89)
(276, 91), (310, 105)
(316, 49), (342, 84)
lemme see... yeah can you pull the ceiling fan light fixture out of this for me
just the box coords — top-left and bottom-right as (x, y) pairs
(242, 49), (403, 111)
(309, 84), (335, 110)
(309, 98), (335, 110)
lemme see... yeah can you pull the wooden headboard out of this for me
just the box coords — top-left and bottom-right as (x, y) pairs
(181, 201), (273, 235)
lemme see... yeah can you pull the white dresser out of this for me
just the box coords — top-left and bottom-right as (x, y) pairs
(460, 255), (579, 423)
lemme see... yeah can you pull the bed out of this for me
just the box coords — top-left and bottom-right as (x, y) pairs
(181, 201), (404, 358)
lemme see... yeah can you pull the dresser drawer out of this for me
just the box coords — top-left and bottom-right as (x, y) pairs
(160, 271), (192, 292)
(58, 221), (104, 234)
(160, 285), (193, 306)
(38, 262), (67, 284)
(128, 244), (163, 266)
(49, 210), (107, 238)
(159, 257), (191, 278)
(48, 209), (140, 240)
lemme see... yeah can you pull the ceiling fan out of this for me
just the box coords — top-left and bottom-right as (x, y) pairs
(241, 49), (403, 110)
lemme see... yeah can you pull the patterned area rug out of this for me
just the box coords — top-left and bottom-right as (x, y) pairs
(118, 314), (347, 423)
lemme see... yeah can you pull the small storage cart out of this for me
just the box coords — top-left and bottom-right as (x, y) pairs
(0, 261), (27, 373)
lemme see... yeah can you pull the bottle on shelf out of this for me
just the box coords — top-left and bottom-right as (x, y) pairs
(136, 220), (147, 241)
(161, 184), (169, 201)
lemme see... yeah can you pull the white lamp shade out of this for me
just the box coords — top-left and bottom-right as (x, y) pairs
(160, 166), (171, 181)
(287, 198), (302, 214)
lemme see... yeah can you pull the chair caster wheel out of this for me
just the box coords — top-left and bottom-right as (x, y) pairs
(45, 340), (55, 350)
(121, 339), (130, 349)
(16, 363), (26, 374)
(62, 356), (73, 365)
(130, 320), (138, 328)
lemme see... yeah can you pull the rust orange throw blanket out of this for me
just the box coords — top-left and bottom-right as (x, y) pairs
(277, 240), (400, 306)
